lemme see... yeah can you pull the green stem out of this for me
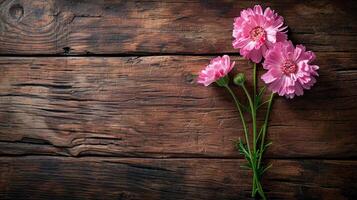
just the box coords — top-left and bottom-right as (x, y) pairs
(253, 62), (257, 104)
(254, 175), (267, 200)
(251, 156), (266, 199)
(258, 92), (275, 168)
(241, 85), (256, 154)
(250, 63), (268, 199)
(252, 92), (274, 200)
(252, 62), (258, 198)
(241, 84), (259, 197)
(224, 85), (251, 154)
(252, 176), (256, 197)
(252, 62), (257, 154)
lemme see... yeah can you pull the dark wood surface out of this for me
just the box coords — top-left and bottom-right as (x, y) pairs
(0, 0), (356, 199)
(1, 157), (356, 200)
(0, 0), (356, 54)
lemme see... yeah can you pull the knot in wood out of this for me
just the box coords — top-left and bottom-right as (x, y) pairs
(9, 4), (24, 20)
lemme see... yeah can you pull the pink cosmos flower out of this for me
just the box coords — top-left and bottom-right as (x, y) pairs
(232, 5), (287, 63)
(197, 55), (235, 86)
(261, 40), (319, 98)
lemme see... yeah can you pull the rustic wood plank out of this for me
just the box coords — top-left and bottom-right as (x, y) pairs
(0, 54), (356, 158)
(0, 0), (356, 54)
(0, 156), (355, 200)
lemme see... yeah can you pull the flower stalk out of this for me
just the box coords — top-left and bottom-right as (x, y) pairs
(197, 4), (319, 196)
(224, 84), (251, 154)
(229, 64), (274, 200)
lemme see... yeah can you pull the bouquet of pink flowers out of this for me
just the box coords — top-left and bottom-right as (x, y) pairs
(197, 5), (319, 199)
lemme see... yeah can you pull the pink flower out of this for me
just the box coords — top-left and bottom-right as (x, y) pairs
(261, 40), (319, 98)
(232, 5), (287, 63)
(197, 55), (235, 86)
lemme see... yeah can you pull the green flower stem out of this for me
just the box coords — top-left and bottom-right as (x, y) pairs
(244, 62), (268, 200)
(250, 153), (266, 199)
(258, 92), (275, 168)
(226, 84), (261, 198)
(241, 85), (257, 154)
(221, 71), (270, 200)
(253, 62), (257, 103)
(252, 62), (258, 198)
(241, 84), (262, 198)
(224, 85), (251, 153)
(254, 176), (267, 200)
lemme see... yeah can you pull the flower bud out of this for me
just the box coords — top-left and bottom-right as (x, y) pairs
(233, 73), (246, 86)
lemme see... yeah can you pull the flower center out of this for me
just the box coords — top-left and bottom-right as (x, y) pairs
(250, 26), (266, 42)
(281, 60), (297, 75)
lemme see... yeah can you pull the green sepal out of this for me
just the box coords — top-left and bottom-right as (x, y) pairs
(215, 76), (229, 87)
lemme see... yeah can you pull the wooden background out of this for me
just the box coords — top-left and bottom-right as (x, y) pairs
(0, 0), (356, 199)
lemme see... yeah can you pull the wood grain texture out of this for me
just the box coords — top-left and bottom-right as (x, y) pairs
(0, 0), (356, 55)
(0, 156), (356, 200)
(1, 1), (357, 199)
(0, 54), (356, 158)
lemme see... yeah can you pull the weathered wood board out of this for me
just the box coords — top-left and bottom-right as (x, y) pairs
(0, 0), (356, 199)
(0, 0), (356, 55)
(0, 157), (356, 200)
(0, 54), (356, 158)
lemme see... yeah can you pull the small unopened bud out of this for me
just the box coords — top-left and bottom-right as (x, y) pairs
(233, 73), (246, 86)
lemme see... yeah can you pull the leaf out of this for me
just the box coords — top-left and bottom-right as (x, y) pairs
(240, 165), (250, 170)
(238, 140), (249, 157)
(258, 86), (266, 98)
(257, 100), (270, 109)
(262, 163), (273, 174)
(233, 139), (240, 151)
(240, 163), (252, 170)
(257, 125), (265, 141)
(254, 188), (259, 195)
(256, 163), (273, 178)
(264, 141), (273, 151)
(255, 86), (266, 106)
(235, 138), (252, 164)
(255, 164), (267, 178)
